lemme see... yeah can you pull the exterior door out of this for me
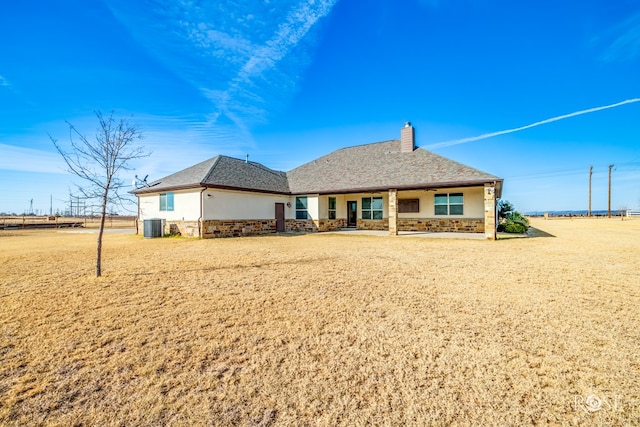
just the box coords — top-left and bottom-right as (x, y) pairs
(347, 201), (357, 227)
(275, 203), (285, 232)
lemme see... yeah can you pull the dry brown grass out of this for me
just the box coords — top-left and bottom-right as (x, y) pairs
(1, 218), (639, 426)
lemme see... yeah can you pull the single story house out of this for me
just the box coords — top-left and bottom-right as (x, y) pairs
(131, 123), (503, 239)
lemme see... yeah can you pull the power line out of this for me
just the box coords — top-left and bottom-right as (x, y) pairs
(508, 163), (640, 182)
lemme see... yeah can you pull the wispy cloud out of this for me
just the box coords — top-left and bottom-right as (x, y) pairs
(596, 12), (640, 62)
(0, 143), (66, 174)
(0, 75), (9, 87)
(106, 0), (337, 149)
(425, 98), (640, 149)
(205, 0), (337, 141)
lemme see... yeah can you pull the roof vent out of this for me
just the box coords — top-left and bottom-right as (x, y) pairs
(401, 122), (415, 153)
(245, 154), (249, 164)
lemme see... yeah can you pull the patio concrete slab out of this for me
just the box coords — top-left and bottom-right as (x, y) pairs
(322, 229), (486, 240)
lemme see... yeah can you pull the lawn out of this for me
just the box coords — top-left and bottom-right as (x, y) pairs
(1, 218), (639, 425)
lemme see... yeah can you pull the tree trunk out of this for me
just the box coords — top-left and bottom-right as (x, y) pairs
(96, 192), (108, 277)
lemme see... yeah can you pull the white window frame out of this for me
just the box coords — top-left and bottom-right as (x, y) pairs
(295, 196), (308, 220)
(159, 192), (174, 211)
(362, 196), (383, 220)
(328, 197), (336, 220)
(434, 193), (463, 215)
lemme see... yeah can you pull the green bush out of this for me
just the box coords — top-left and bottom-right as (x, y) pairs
(502, 220), (528, 233)
(498, 200), (515, 220)
(497, 201), (529, 234)
(502, 213), (529, 233)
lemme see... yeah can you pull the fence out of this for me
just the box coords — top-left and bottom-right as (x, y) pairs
(1, 215), (137, 230)
(626, 210), (640, 218)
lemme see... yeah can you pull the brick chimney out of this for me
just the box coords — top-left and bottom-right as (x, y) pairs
(400, 121), (415, 153)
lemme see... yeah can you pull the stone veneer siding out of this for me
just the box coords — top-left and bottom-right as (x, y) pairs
(316, 219), (347, 232)
(285, 218), (347, 233)
(388, 189), (398, 236)
(285, 219), (318, 233)
(483, 184), (497, 240)
(398, 218), (484, 233)
(203, 219), (277, 238)
(357, 219), (389, 230)
(138, 217), (484, 238)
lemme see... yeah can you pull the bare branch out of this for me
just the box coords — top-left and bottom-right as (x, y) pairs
(51, 110), (148, 277)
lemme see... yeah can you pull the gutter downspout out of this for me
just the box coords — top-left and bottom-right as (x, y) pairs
(136, 195), (140, 235)
(492, 180), (498, 240)
(198, 187), (206, 238)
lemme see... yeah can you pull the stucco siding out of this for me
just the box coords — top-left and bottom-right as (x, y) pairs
(203, 189), (292, 220)
(318, 195), (347, 219)
(138, 189), (201, 221)
(397, 187), (484, 219)
(136, 186), (488, 236)
(313, 189), (483, 220)
(305, 195), (319, 220)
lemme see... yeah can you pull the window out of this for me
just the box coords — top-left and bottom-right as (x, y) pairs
(434, 193), (463, 215)
(362, 196), (383, 220)
(296, 196), (308, 220)
(328, 197), (336, 220)
(159, 192), (174, 211)
(398, 199), (419, 213)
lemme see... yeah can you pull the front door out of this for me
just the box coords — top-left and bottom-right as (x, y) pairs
(347, 201), (357, 227)
(275, 203), (285, 232)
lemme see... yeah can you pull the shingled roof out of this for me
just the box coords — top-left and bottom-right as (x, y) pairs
(132, 140), (502, 196)
(287, 140), (502, 195)
(131, 155), (290, 194)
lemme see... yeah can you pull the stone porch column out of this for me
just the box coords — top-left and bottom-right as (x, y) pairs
(389, 189), (398, 236)
(484, 183), (497, 240)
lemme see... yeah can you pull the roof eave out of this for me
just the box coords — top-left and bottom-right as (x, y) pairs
(202, 183), (291, 195)
(290, 178), (503, 195)
(130, 183), (204, 195)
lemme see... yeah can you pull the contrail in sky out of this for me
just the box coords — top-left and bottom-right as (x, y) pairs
(425, 98), (640, 149)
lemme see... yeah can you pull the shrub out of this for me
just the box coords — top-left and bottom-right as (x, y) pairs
(497, 201), (529, 234)
(502, 220), (528, 233)
(498, 200), (515, 220)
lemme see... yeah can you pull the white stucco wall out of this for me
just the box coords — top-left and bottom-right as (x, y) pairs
(397, 187), (484, 218)
(305, 195), (319, 220)
(318, 194), (347, 219)
(313, 187), (485, 220)
(137, 186), (486, 222)
(138, 189), (202, 221)
(204, 189), (293, 220)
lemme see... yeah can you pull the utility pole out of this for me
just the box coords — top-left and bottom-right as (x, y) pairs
(608, 164), (614, 218)
(588, 165), (592, 217)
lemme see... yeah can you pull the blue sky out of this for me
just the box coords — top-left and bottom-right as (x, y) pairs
(1, 0), (639, 215)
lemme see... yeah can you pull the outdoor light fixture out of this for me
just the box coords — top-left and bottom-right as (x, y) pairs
(287, 202), (291, 207)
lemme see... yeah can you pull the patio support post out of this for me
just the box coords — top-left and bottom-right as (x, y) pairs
(484, 183), (497, 240)
(389, 189), (398, 236)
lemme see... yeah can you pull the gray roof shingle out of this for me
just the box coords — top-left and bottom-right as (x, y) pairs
(132, 140), (502, 196)
(132, 155), (290, 194)
(287, 140), (502, 194)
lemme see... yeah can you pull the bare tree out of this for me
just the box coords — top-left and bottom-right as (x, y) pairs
(50, 111), (147, 277)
